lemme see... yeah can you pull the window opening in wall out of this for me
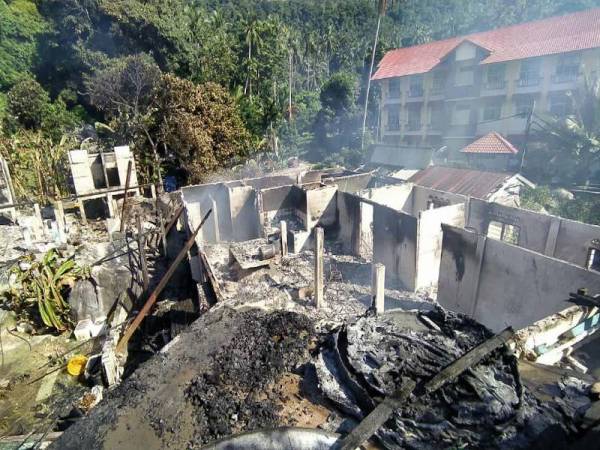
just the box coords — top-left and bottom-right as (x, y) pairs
(554, 54), (580, 83)
(518, 58), (541, 87)
(483, 101), (502, 121)
(409, 75), (424, 97)
(588, 247), (600, 272)
(389, 79), (401, 98)
(515, 95), (534, 116)
(455, 65), (474, 87)
(387, 106), (400, 130)
(486, 64), (506, 89)
(487, 220), (520, 244)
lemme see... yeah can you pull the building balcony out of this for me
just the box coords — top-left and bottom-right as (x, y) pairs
(445, 123), (477, 137)
(445, 84), (480, 100)
(385, 123), (401, 132)
(516, 74), (542, 88)
(406, 121), (422, 132)
(425, 123), (444, 134)
(552, 70), (579, 83)
(408, 87), (424, 98)
(483, 79), (506, 90)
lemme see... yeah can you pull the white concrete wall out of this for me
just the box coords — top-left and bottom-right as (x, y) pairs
(437, 225), (600, 332)
(415, 203), (466, 290)
(358, 184), (414, 214)
(69, 150), (95, 195)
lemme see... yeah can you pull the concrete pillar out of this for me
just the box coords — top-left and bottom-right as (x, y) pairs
(280, 220), (288, 257)
(314, 227), (324, 308)
(78, 199), (88, 225)
(106, 193), (115, 218)
(372, 263), (385, 314)
(33, 203), (45, 239)
(211, 197), (220, 242)
(55, 200), (67, 243)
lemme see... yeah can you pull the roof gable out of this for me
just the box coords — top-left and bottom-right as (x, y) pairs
(373, 8), (600, 80)
(461, 132), (519, 155)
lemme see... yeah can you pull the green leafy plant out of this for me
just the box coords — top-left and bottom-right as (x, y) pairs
(2, 249), (86, 332)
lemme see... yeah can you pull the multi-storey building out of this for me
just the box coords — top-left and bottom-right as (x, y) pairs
(372, 8), (600, 167)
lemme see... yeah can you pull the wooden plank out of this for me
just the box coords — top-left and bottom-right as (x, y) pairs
(137, 214), (149, 293)
(119, 160), (133, 232)
(116, 209), (212, 354)
(339, 380), (416, 450)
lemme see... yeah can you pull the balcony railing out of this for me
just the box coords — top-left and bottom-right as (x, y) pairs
(552, 71), (579, 84)
(386, 120), (401, 131)
(407, 121), (422, 131)
(517, 73), (542, 87)
(408, 86), (424, 97)
(484, 79), (506, 90)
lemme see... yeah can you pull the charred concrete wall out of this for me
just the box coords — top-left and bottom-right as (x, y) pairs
(437, 224), (600, 331)
(466, 199), (600, 269)
(373, 204), (418, 290)
(415, 203), (466, 290)
(336, 191), (362, 255)
(306, 185), (337, 230)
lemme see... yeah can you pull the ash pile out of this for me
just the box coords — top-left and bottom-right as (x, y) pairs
(315, 309), (579, 449)
(183, 309), (315, 447)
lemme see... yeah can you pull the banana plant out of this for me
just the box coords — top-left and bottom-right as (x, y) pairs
(4, 249), (87, 332)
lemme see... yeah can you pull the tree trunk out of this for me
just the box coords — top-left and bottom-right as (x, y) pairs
(361, 14), (382, 150)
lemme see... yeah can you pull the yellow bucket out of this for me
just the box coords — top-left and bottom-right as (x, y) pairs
(67, 355), (88, 377)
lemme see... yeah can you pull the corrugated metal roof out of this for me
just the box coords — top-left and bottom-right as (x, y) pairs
(373, 8), (600, 80)
(408, 166), (515, 199)
(461, 132), (519, 154)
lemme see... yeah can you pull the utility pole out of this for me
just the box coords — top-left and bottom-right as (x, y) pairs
(361, 0), (387, 151)
(519, 100), (536, 173)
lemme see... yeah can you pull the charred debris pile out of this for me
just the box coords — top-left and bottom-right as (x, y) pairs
(51, 304), (597, 450)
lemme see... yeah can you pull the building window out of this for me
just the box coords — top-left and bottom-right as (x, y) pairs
(386, 106), (400, 130)
(554, 54), (580, 83)
(407, 104), (422, 130)
(455, 66), (475, 87)
(389, 79), (401, 98)
(549, 94), (572, 117)
(518, 59), (542, 87)
(515, 95), (534, 117)
(488, 221), (520, 244)
(486, 64), (506, 89)
(432, 71), (445, 94)
(482, 101), (502, 121)
(452, 104), (471, 125)
(409, 75), (423, 97)
(429, 105), (444, 130)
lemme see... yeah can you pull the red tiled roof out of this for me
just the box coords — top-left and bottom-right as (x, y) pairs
(408, 166), (515, 199)
(373, 8), (600, 80)
(461, 132), (519, 155)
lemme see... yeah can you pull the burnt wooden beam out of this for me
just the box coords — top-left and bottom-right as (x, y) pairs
(116, 209), (212, 354)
